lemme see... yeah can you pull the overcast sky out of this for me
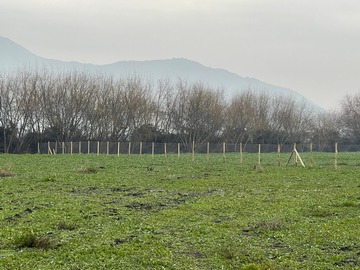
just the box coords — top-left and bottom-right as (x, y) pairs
(1, 0), (360, 109)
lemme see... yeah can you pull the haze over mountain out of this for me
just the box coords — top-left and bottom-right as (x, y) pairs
(0, 36), (320, 109)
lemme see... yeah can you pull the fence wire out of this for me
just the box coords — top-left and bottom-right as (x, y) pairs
(37, 141), (360, 155)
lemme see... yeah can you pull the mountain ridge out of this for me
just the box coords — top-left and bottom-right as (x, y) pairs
(0, 36), (321, 109)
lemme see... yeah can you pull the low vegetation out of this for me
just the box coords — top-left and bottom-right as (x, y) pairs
(1, 152), (360, 269)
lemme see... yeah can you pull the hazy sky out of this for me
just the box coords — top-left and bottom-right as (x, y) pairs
(1, 0), (360, 109)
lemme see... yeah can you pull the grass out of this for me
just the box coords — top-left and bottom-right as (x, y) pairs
(13, 231), (53, 250)
(1, 151), (360, 269)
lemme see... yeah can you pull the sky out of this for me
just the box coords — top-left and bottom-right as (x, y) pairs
(1, 0), (360, 110)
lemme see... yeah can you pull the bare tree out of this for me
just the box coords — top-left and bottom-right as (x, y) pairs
(39, 71), (96, 141)
(122, 76), (155, 141)
(311, 111), (341, 149)
(223, 91), (271, 144)
(340, 93), (360, 143)
(269, 95), (313, 145)
(170, 81), (224, 147)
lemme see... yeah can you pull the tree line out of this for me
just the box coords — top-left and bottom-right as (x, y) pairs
(0, 69), (358, 153)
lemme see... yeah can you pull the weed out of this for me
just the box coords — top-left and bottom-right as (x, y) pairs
(0, 169), (15, 177)
(13, 231), (53, 250)
(57, 221), (77, 231)
(308, 206), (334, 217)
(79, 164), (99, 174)
(219, 247), (236, 260)
(43, 175), (56, 182)
(256, 219), (284, 231)
(254, 165), (264, 173)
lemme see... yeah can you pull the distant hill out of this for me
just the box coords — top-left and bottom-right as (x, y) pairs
(0, 36), (39, 67)
(0, 36), (321, 109)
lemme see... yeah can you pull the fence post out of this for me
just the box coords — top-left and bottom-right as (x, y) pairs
(70, 142), (73, 155)
(178, 143), (180, 160)
(117, 142), (120, 156)
(207, 142), (210, 161)
(164, 143), (167, 159)
(37, 142), (40, 154)
(152, 142), (155, 159)
(128, 142), (131, 156)
(106, 141), (110, 155)
(222, 142), (226, 162)
(62, 142), (65, 154)
(47, 141), (51, 155)
(192, 141), (195, 162)
(140, 142), (143, 158)
(258, 144), (261, 165)
(310, 143), (313, 165)
(55, 141), (57, 154)
(88, 141), (90, 154)
(240, 142), (243, 164)
(79, 141), (81, 154)
(335, 142), (338, 169)
(97, 141), (100, 156)
(293, 143), (297, 166)
(277, 144), (281, 166)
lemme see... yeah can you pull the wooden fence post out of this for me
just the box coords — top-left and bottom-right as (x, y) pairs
(164, 143), (167, 159)
(222, 142), (226, 162)
(79, 141), (81, 154)
(152, 142), (155, 159)
(207, 142), (210, 161)
(286, 144), (305, 168)
(258, 144), (261, 165)
(38, 142), (40, 154)
(97, 141), (100, 156)
(117, 142), (120, 156)
(128, 142), (131, 156)
(335, 142), (338, 169)
(106, 141), (110, 155)
(240, 142), (243, 164)
(88, 141), (90, 154)
(178, 143), (180, 160)
(310, 143), (313, 165)
(140, 142), (143, 158)
(62, 142), (65, 154)
(70, 142), (73, 155)
(48, 141), (51, 155)
(277, 144), (281, 166)
(192, 141), (195, 162)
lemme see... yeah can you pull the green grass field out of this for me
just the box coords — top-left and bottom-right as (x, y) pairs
(1, 152), (360, 269)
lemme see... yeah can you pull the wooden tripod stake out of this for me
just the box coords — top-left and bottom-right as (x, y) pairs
(286, 144), (305, 167)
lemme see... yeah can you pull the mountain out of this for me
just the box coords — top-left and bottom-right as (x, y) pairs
(0, 36), (39, 67)
(105, 58), (301, 98)
(0, 36), (320, 109)
(0, 36), (94, 70)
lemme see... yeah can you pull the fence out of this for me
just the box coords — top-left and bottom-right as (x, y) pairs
(38, 141), (360, 155)
(32, 141), (360, 168)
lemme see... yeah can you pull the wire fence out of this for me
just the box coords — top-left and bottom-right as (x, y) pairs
(26, 141), (360, 168)
(37, 141), (360, 155)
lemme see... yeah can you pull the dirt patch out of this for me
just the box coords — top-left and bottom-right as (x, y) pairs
(125, 202), (167, 211)
(0, 170), (15, 177)
(125, 192), (144, 197)
(110, 186), (134, 192)
(335, 256), (360, 267)
(125, 202), (153, 210)
(112, 235), (136, 246)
